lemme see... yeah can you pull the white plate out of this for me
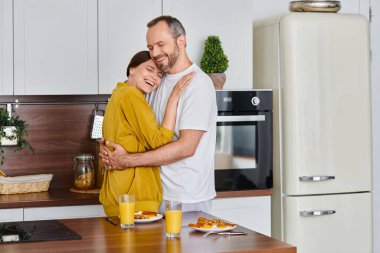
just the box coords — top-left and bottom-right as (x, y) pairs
(189, 225), (237, 233)
(134, 214), (163, 223)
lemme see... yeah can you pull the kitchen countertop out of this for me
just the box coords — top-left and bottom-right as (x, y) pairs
(0, 212), (295, 253)
(0, 188), (272, 209)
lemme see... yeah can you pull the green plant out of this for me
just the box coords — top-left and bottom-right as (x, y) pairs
(0, 108), (35, 165)
(200, 35), (229, 73)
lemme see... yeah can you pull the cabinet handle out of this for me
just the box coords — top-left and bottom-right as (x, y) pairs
(299, 210), (336, 217)
(299, 176), (335, 182)
(217, 115), (265, 122)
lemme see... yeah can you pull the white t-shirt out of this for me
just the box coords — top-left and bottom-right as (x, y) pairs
(146, 64), (217, 203)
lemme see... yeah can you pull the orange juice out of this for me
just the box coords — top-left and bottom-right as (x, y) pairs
(119, 202), (135, 226)
(165, 210), (182, 234)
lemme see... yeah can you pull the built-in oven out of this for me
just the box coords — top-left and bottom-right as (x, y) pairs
(215, 90), (273, 191)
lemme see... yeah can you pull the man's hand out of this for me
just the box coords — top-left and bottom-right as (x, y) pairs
(99, 129), (204, 169)
(99, 139), (129, 170)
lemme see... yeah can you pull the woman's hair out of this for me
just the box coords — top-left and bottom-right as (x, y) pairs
(126, 51), (151, 77)
(147, 15), (186, 39)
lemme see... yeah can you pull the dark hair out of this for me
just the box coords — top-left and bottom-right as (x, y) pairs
(126, 51), (151, 77)
(147, 15), (186, 39)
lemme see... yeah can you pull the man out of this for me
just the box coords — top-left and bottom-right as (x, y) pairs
(100, 15), (217, 212)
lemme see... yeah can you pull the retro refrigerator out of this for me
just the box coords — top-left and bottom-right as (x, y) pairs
(253, 13), (372, 253)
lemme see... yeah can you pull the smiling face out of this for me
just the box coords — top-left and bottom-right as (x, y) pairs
(128, 59), (163, 94)
(146, 21), (181, 74)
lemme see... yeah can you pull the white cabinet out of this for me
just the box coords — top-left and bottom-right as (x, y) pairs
(98, 0), (162, 94)
(0, 205), (104, 222)
(0, 208), (24, 222)
(3, 0), (256, 94)
(162, 0), (253, 89)
(0, 0), (13, 95)
(13, 0), (98, 95)
(23, 205), (105, 221)
(209, 196), (271, 236)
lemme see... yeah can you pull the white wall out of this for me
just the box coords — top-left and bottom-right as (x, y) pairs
(370, 1), (380, 252)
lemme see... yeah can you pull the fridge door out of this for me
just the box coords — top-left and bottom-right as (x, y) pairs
(280, 13), (372, 195)
(284, 193), (372, 253)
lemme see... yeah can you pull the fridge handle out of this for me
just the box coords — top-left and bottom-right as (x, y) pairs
(299, 210), (336, 217)
(299, 176), (335, 182)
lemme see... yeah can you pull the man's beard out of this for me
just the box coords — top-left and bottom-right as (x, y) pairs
(155, 44), (179, 73)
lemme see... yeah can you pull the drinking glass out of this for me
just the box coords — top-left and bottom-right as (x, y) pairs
(119, 194), (135, 229)
(165, 201), (182, 238)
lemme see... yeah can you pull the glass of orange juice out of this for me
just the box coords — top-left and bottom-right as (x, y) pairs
(119, 194), (135, 229)
(165, 201), (182, 238)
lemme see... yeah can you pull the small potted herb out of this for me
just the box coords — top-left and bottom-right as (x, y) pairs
(200, 35), (229, 89)
(0, 108), (35, 165)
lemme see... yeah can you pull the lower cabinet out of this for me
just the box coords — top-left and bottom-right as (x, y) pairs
(0, 208), (24, 222)
(209, 196), (271, 236)
(23, 205), (105, 221)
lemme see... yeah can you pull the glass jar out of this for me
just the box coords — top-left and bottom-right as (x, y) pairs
(73, 153), (95, 190)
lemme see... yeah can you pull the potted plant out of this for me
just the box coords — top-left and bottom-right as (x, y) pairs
(200, 35), (229, 89)
(0, 108), (34, 165)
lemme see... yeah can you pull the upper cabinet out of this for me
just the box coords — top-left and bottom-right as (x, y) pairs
(163, 0), (253, 89)
(0, 0), (13, 95)
(13, 0), (98, 95)
(3, 0), (253, 94)
(98, 0), (162, 94)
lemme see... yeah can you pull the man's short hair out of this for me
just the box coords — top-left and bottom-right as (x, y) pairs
(147, 15), (186, 39)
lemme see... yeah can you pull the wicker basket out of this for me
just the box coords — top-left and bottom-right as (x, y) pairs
(0, 174), (53, 194)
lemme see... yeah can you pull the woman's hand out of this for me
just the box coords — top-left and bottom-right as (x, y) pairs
(168, 71), (195, 103)
(161, 72), (195, 131)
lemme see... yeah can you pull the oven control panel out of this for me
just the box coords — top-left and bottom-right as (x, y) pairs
(216, 90), (272, 113)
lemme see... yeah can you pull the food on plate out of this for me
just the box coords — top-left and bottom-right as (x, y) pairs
(134, 211), (158, 220)
(188, 217), (236, 229)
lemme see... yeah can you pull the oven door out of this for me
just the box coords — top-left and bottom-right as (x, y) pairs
(214, 112), (272, 191)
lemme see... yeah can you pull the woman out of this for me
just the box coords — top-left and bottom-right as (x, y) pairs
(100, 51), (193, 216)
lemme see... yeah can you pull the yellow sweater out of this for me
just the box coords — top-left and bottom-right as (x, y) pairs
(99, 83), (173, 216)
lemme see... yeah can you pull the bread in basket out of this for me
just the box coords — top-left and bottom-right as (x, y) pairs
(0, 170), (53, 194)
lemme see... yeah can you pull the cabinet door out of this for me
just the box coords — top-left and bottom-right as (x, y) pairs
(0, 208), (23, 222)
(14, 0), (98, 95)
(209, 196), (271, 236)
(162, 0), (253, 89)
(24, 205), (105, 220)
(98, 0), (161, 94)
(284, 193), (372, 253)
(0, 0), (13, 95)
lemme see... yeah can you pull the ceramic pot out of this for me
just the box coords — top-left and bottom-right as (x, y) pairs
(208, 73), (226, 89)
(0, 126), (18, 146)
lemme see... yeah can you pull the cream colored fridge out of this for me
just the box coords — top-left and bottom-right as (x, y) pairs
(253, 13), (372, 253)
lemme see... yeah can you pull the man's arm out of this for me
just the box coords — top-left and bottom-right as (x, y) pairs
(100, 129), (204, 169)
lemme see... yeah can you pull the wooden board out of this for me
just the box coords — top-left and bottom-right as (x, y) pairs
(69, 187), (100, 194)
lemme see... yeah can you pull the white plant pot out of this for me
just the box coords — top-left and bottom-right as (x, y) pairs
(1, 126), (18, 146)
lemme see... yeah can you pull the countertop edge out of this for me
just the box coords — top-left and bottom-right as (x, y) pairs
(0, 188), (272, 209)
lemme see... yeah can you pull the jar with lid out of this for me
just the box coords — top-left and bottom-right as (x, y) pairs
(73, 153), (95, 190)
